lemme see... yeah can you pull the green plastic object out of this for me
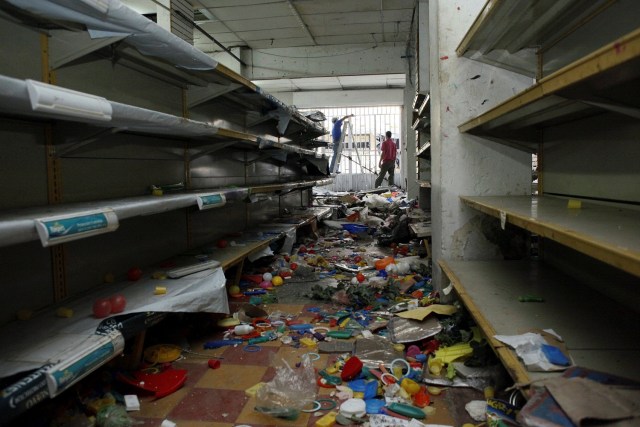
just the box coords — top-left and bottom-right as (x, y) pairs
(319, 370), (342, 385)
(386, 402), (426, 419)
(248, 336), (270, 345)
(327, 330), (353, 339)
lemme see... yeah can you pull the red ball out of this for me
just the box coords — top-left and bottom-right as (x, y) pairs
(127, 267), (142, 281)
(290, 262), (298, 270)
(356, 273), (365, 283)
(110, 294), (127, 313)
(217, 239), (228, 249)
(93, 298), (112, 318)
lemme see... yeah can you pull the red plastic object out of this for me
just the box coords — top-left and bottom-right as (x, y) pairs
(217, 239), (228, 248)
(413, 386), (430, 408)
(241, 274), (264, 284)
(93, 298), (112, 318)
(341, 356), (363, 381)
(110, 294), (127, 313)
(127, 267), (143, 281)
(356, 272), (365, 283)
(290, 262), (298, 270)
(208, 359), (221, 369)
(117, 366), (187, 398)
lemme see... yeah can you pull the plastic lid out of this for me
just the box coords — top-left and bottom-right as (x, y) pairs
(365, 399), (385, 414)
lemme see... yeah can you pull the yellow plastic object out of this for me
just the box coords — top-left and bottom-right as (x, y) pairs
(427, 386), (442, 395)
(393, 344), (405, 352)
(401, 378), (421, 395)
(56, 307), (74, 318)
(300, 337), (317, 348)
(154, 286), (167, 295)
(315, 411), (338, 427)
(245, 382), (265, 397)
(86, 393), (116, 415)
(217, 317), (240, 328)
(433, 342), (473, 363)
(152, 188), (163, 196)
(567, 199), (582, 209)
(144, 344), (182, 363)
(152, 271), (167, 280)
(272, 276), (284, 286)
(484, 386), (495, 399)
(428, 357), (444, 375)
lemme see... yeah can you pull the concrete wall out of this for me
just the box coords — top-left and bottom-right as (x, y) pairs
(428, 0), (533, 289)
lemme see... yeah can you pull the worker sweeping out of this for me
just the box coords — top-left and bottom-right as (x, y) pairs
(375, 130), (397, 188)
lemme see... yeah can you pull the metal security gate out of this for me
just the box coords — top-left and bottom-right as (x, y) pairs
(302, 106), (402, 177)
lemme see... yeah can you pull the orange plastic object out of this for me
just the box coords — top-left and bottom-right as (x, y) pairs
(374, 256), (395, 270)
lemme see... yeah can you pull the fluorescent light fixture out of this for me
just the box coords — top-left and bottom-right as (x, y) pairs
(26, 80), (113, 122)
(196, 193), (226, 210)
(35, 208), (119, 247)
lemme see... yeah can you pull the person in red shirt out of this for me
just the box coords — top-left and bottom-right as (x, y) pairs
(375, 131), (397, 188)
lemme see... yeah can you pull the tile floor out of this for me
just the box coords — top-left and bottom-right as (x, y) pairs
(128, 301), (481, 427)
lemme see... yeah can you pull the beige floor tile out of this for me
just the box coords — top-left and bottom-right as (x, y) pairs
(195, 364), (267, 390)
(136, 387), (190, 418)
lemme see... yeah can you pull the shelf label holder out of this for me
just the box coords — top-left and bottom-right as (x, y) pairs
(35, 208), (119, 247)
(196, 193), (226, 210)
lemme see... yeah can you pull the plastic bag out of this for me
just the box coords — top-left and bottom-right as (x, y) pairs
(96, 405), (141, 427)
(255, 353), (317, 420)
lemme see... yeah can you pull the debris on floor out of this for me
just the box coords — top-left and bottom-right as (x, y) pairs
(14, 189), (518, 427)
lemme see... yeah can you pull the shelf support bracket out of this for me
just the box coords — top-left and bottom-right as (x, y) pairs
(56, 127), (126, 157)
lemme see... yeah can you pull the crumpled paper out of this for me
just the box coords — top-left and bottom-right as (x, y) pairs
(494, 332), (567, 372)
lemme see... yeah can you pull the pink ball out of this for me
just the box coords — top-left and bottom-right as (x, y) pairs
(259, 280), (273, 289)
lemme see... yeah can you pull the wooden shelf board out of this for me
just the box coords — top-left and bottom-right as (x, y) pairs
(461, 195), (640, 277)
(439, 259), (640, 385)
(459, 28), (640, 140)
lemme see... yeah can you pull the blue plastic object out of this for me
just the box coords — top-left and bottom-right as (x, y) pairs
(341, 223), (368, 234)
(365, 399), (386, 414)
(349, 379), (377, 399)
(542, 344), (571, 366)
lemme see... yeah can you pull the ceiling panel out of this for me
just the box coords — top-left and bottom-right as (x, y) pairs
(206, 3), (293, 21)
(223, 16), (301, 32)
(120, 0), (414, 92)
